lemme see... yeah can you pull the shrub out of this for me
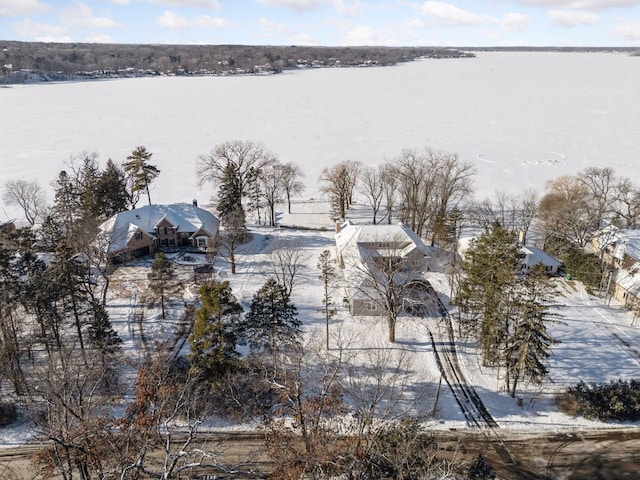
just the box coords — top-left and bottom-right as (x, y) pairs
(0, 401), (18, 426)
(557, 379), (640, 421)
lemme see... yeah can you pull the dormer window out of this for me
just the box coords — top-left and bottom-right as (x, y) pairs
(135, 231), (143, 240)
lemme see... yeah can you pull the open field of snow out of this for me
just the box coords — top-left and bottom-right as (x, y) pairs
(1, 51), (639, 223)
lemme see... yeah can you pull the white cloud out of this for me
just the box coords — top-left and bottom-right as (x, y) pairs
(418, 1), (484, 26)
(149, 0), (222, 8)
(256, 0), (324, 12)
(612, 19), (640, 40)
(259, 17), (289, 32)
(548, 10), (599, 27)
(105, 0), (130, 4)
(0, 0), (49, 16)
(157, 10), (230, 29)
(11, 18), (72, 42)
(513, 0), (640, 10)
(87, 34), (115, 43)
(498, 12), (532, 31)
(60, 1), (123, 28)
(333, 0), (365, 17)
(342, 23), (396, 45)
(158, 10), (190, 28)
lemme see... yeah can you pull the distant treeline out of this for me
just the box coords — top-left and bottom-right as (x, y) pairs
(464, 46), (640, 54)
(0, 41), (473, 83)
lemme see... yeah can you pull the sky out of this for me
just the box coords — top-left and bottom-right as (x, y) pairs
(0, 0), (639, 48)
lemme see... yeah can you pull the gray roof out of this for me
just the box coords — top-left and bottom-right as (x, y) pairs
(100, 203), (219, 253)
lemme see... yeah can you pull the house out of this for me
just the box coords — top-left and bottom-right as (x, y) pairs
(520, 245), (563, 275)
(335, 221), (431, 316)
(99, 203), (219, 261)
(591, 226), (640, 308)
(458, 237), (562, 276)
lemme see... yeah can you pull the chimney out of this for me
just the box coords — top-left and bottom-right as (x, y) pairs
(336, 221), (341, 233)
(518, 230), (526, 245)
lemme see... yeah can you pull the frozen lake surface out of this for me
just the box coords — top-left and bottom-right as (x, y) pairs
(1, 51), (639, 220)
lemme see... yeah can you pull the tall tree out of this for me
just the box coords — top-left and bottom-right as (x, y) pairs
(147, 252), (181, 319)
(358, 166), (384, 224)
(217, 162), (246, 274)
(258, 159), (286, 227)
(240, 278), (301, 377)
(2, 178), (47, 226)
(189, 281), (243, 380)
(123, 146), (160, 207)
(317, 250), (337, 350)
(281, 161), (305, 214)
(93, 159), (128, 218)
(197, 140), (272, 199)
(504, 264), (559, 397)
(455, 222), (523, 366)
(320, 161), (361, 221)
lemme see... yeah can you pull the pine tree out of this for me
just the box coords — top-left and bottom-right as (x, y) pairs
(217, 161), (246, 274)
(123, 146), (160, 207)
(87, 300), (122, 362)
(504, 264), (559, 397)
(93, 159), (128, 218)
(240, 278), (301, 377)
(147, 252), (181, 319)
(456, 222), (523, 366)
(189, 281), (243, 380)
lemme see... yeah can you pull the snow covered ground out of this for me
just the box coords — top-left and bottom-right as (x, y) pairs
(3, 200), (640, 450)
(2, 51), (640, 445)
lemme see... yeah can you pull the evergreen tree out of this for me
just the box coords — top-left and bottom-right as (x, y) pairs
(456, 222), (523, 366)
(241, 278), (301, 376)
(123, 146), (160, 207)
(504, 264), (559, 397)
(217, 161), (245, 225)
(147, 252), (181, 319)
(93, 159), (128, 218)
(189, 281), (243, 380)
(217, 161), (246, 274)
(87, 300), (122, 363)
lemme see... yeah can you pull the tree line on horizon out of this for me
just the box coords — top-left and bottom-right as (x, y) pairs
(0, 41), (471, 83)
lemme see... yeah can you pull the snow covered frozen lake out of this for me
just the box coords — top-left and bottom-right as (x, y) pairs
(1, 51), (639, 222)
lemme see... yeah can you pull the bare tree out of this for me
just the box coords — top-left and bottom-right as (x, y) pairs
(197, 140), (273, 199)
(538, 175), (594, 247)
(258, 158), (286, 227)
(358, 165), (384, 224)
(578, 166), (616, 230)
(268, 239), (310, 301)
(380, 162), (398, 224)
(281, 161), (305, 214)
(2, 178), (47, 226)
(320, 160), (362, 221)
(613, 176), (640, 228)
(317, 249), (337, 350)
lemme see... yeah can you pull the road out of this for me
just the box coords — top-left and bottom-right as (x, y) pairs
(3, 429), (640, 479)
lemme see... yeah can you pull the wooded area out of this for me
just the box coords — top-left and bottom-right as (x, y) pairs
(0, 41), (472, 83)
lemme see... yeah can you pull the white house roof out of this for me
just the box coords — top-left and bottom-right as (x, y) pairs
(592, 227), (640, 262)
(335, 221), (431, 258)
(521, 246), (563, 268)
(613, 266), (640, 296)
(99, 203), (219, 253)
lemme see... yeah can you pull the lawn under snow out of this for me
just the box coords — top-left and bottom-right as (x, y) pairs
(3, 201), (640, 448)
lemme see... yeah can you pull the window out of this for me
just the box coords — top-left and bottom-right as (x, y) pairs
(134, 231), (143, 240)
(197, 238), (207, 248)
(163, 227), (168, 235)
(168, 239), (175, 246)
(366, 302), (377, 311)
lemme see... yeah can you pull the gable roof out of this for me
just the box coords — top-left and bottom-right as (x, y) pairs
(592, 226), (640, 262)
(521, 245), (563, 268)
(99, 203), (219, 253)
(335, 221), (431, 259)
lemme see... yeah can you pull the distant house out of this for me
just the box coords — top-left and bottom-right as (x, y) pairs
(520, 245), (563, 275)
(335, 221), (431, 316)
(99, 203), (219, 261)
(458, 237), (562, 276)
(591, 226), (640, 308)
